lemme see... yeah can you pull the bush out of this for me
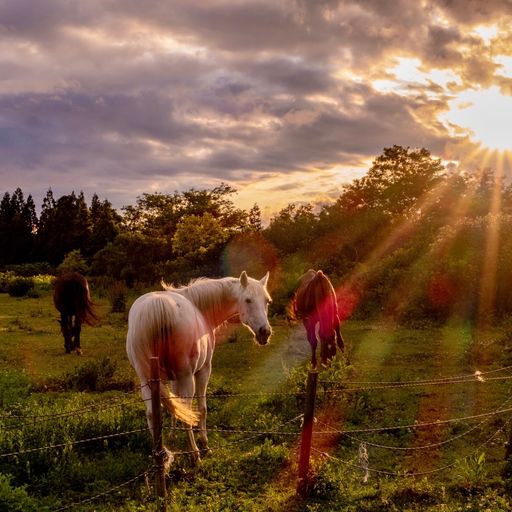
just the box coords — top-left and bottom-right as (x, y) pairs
(0, 371), (31, 407)
(63, 357), (117, 391)
(7, 278), (34, 297)
(0, 473), (40, 512)
(0, 272), (16, 293)
(57, 249), (89, 274)
(108, 281), (128, 313)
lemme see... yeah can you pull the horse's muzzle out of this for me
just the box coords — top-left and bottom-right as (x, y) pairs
(256, 326), (272, 345)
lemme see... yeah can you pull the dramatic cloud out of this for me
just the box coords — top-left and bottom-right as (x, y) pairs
(1, 0), (511, 215)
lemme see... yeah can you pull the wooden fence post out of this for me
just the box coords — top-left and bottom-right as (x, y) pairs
(297, 370), (318, 498)
(150, 356), (167, 512)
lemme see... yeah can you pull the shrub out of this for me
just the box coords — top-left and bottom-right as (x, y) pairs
(108, 281), (128, 313)
(7, 278), (34, 297)
(57, 249), (89, 274)
(0, 371), (31, 407)
(0, 272), (16, 293)
(0, 473), (40, 512)
(63, 357), (117, 391)
(4, 262), (54, 277)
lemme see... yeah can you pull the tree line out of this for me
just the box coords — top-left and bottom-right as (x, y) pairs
(3, 145), (512, 324)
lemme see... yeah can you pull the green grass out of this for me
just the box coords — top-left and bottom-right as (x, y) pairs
(1, 289), (512, 510)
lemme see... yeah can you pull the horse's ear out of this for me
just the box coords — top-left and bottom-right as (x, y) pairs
(240, 271), (248, 288)
(260, 271), (269, 287)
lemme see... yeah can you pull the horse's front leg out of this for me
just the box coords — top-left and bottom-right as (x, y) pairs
(72, 317), (82, 355)
(194, 365), (211, 455)
(304, 319), (318, 368)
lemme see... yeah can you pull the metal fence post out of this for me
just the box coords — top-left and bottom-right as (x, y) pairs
(297, 370), (318, 497)
(151, 356), (167, 512)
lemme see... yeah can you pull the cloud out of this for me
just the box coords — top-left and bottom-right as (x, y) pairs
(1, 0), (511, 213)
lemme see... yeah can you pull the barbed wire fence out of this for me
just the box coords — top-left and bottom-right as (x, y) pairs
(2, 359), (512, 508)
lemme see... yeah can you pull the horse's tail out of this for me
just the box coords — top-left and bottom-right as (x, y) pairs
(79, 285), (99, 326)
(160, 386), (199, 426)
(287, 299), (298, 322)
(127, 294), (198, 427)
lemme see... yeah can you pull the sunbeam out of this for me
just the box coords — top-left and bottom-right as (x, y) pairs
(477, 153), (505, 328)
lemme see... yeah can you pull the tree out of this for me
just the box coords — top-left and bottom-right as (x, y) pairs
(91, 232), (167, 285)
(58, 249), (89, 274)
(248, 204), (263, 231)
(87, 194), (121, 256)
(0, 188), (37, 264)
(172, 213), (229, 261)
(264, 203), (317, 256)
(36, 191), (91, 265)
(338, 145), (445, 217)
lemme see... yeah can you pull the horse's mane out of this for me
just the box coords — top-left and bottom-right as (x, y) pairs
(161, 277), (240, 327)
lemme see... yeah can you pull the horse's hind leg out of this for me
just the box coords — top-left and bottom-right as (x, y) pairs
(60, 314), (73, 353)
(167, 376), (201, 464)
(72, 317), (82, 355)
(142, 382), (174, 470)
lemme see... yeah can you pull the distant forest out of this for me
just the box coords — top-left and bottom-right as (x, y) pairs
(3, 145), (512, 325)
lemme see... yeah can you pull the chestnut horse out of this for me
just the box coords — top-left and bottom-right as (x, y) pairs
(53, 272), (98, 355)
(292, 269), (344, 367)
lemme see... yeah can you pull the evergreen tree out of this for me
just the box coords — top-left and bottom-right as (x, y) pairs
(0, 188), (37, 264)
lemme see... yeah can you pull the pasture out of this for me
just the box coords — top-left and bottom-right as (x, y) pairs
(2, 286), (512, 511)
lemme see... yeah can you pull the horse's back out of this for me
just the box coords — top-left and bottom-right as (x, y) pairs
(294, 270), (321, 318)
(53, 272), (97, 324)
(126, 290), (211, 381)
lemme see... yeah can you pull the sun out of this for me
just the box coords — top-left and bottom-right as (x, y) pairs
(445, 86), (512, 152)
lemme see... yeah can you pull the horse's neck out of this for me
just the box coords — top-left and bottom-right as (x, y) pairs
(179, 279), (238, 330)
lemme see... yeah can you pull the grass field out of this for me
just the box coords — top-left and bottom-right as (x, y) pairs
(2, 288), (512, 511)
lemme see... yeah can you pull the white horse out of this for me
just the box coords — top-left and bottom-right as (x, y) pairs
(126, 271), (272, 463)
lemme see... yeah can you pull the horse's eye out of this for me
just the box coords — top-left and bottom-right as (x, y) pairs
(245, 298), (252, 304)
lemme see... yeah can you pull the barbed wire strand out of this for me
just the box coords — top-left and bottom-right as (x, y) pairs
(321, 374), (512, 394)
(319, 364), (512, 387)
(0, 388), (143, 422)
(312, 405), (512, 435)
(314, 392), (512, 451)
(54, 466), (153, 511)
(0, 426), (149, 459)
(312, 415), (512, 478)
(4, 363), (512, 425)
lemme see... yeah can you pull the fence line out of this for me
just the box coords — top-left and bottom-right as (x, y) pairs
(4, 363), (512, 426)
(312, 413), (512, 478)
(319, 363), (512, 388)
(0, 426), (149, 459)
(3, 363), (512, 506)
(0, 389), (142, 423)
(3, 381), (512, 459)
(54, 466), (153, 511)
(320, 374), (512, 393)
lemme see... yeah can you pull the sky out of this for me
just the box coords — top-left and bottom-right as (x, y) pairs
(1, 0), (512, 220)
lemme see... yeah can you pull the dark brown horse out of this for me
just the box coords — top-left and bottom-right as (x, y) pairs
(292, 269), (344, 367)
(53, 272), (98, 354)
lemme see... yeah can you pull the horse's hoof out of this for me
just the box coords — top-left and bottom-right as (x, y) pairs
(75, 348), (82, 356)
(190, 450), (202, 466)
(198, 440), (211, 457)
